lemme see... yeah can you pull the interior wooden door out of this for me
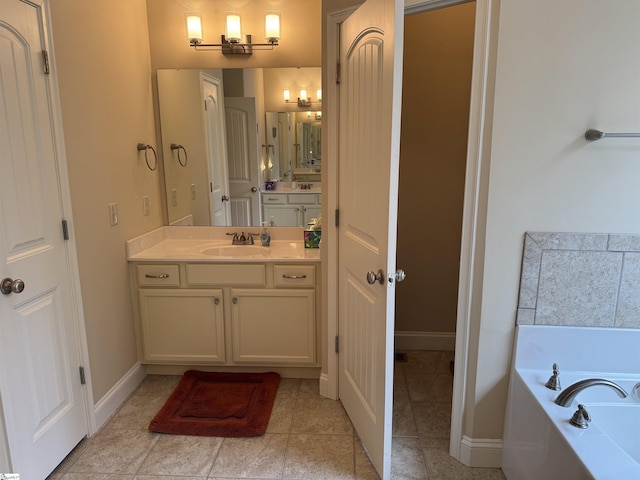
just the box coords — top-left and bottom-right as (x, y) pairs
(225, 97), (261, 226)
(337, 0), (404, 477)
(0, 0), (88, 477)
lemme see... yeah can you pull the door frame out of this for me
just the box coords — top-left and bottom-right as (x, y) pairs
(0, 0), (95, 467)
(324, 0), (497, 463)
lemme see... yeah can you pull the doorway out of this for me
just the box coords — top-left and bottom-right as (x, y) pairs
(393, 0), (476, 473)
(396, 3), (476, 348)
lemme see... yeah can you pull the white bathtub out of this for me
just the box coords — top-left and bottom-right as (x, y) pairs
(502, 326), (640, 480)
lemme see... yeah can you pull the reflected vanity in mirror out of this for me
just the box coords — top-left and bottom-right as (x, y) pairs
(156, 67), (321, 227)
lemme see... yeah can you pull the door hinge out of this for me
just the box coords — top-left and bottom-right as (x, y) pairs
(336, 61), (341, 84)
(335, 335), (339, 353)
(335, 209), (340, 227)
(79, 366), (86, 385)
(61, 219), (69, 240)
(210, 182), (213, 193)
(42, 50), (51, 75)
(204, 100), (207, 111)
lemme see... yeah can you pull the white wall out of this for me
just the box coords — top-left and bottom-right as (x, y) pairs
(469, 0), (640, 440)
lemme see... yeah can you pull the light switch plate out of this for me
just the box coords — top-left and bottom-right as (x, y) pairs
(171, 189), (177, 207)
(191, 184), (196, 200)
(108, 203), (118, 226)
(142, 196), (150, 216)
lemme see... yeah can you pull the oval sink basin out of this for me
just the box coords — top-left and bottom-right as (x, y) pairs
(201, 245), (270, 257)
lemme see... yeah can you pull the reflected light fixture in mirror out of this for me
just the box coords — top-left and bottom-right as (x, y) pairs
(186, 11), (280, 55)
(298, 89), (311, 108)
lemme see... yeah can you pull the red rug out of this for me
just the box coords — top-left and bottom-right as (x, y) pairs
(149, 370), (280, 437)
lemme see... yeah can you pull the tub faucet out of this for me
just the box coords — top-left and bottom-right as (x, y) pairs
(554, 378), (628, 407)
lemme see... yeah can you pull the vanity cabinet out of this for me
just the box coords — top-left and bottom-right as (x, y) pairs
(132, 262), (319, 369)
(262, 192), (321, 226)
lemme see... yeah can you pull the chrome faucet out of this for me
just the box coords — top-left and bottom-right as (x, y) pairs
(554, 378), (628, 407)
(226, 232), (259, 245)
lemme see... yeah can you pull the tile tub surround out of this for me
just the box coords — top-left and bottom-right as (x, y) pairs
(126, 226), (320, 262)
(517, 232), (640, 328)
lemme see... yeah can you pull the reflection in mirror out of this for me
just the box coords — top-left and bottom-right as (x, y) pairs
(156, 67), (321, 227)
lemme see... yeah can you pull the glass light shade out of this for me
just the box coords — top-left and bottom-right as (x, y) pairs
(226, 14), (242, 42)
(265, 12), (280, 41)
(300, 89), (307, 100)
(186, 15), (203, 43)
(283, 89), (291, 102)
(317, 89), (322, 101)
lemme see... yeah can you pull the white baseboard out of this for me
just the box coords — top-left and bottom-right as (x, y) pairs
(394, 331), (456, 351)
(458, 435), (503, 468)
(92, 363), (146, 432)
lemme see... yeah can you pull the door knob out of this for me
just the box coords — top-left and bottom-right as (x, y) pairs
(366, 269), (385, 285)
(1, 278), (25, 295)
(221, 195), (230, 201)
(251, 186), (258, 193)
(395, 269), (406, 282)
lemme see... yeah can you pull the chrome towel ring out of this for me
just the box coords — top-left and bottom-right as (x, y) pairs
(136, 143), (158, 171)
(170, 143), (188, 167)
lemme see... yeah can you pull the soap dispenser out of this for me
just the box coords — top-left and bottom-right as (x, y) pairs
(260, 222), (271, 246)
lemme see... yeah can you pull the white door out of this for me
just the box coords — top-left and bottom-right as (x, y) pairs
(337, 0), (404, 478)
(0, 1), (88, 478)
(202, 73), (231, 226)
(225, 97), (261, 227)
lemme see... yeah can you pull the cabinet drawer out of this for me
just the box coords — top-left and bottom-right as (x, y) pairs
(273, 265), (316, 287)
(137, 264), (180, 287)
(288, 194), (317, 204)
(262, 194), (286, 204)
(186, 264), (266, 286)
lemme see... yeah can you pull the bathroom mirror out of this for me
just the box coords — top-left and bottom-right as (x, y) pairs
(157, 67), (322, 227)
(265, 111), (322, 183)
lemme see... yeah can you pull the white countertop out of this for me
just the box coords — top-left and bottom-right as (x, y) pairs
(126, 226), (320, 263)
(261, 187), (321, 194)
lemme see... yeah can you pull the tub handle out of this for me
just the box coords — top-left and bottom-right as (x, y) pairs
(569, 404), (591, 429)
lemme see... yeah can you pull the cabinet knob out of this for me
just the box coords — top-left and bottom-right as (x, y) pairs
(232, 297), (238, 304)
(213, 297), (220, 305)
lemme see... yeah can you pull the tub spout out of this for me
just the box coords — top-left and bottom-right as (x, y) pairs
(554, 378), (628, 407)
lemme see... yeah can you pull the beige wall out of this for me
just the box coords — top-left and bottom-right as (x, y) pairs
(395, 3), (475, 334)
(50, 0), (163, 401)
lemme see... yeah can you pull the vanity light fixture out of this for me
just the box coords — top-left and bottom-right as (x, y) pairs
(298, 89), (312, 108)
(316, 89), (322, 102)
(283, 89), (291, 102)
(186, 12), (280, 55)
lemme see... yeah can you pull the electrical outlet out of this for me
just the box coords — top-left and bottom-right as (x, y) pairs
(191, 184), (196, 200)
(171, 189), (177, 207)
(142, 196), (150, 216)
(108, 203), (118, 226)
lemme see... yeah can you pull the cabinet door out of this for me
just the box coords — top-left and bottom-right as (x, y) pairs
(263, 204), (301, 226)
(303, 205), (322, 225)
(230, 289), (316, 365)
(138, 288), (225, 364)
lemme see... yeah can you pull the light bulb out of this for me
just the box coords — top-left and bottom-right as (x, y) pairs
(226, 14), (242, 42)
(265, 12), (280, 42)
(186, 15), (203, 44)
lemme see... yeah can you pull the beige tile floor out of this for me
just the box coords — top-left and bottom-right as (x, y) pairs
(48, 351), (506, 480)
